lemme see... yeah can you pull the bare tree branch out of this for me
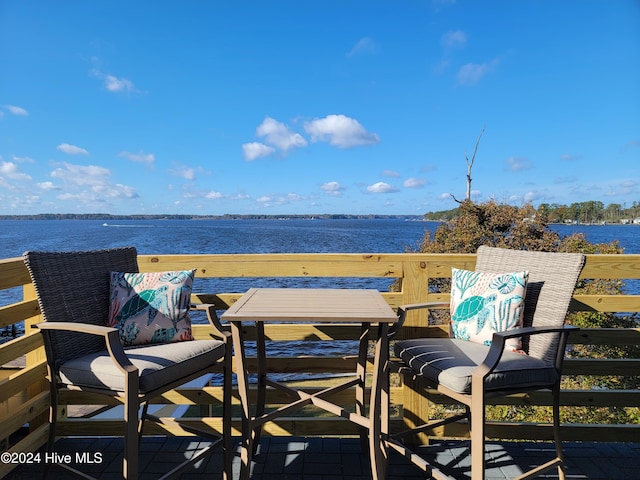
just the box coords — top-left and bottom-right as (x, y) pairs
(465, 126), (485, 201)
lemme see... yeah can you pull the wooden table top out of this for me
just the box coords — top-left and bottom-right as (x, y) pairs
(221, 287), (398, 323)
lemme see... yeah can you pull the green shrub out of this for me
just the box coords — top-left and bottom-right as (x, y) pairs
(406, 200), (638, 425)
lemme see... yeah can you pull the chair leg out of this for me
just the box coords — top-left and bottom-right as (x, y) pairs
(552, 385), (566, 480)
(139, 402), (149, 439)
(124, 397), (140, 480)
(470, 398), (485, 480)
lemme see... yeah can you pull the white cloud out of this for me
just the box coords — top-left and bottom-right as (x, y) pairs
(403, 177), (426, 188)
(506, 156), (533, 172)
(456, 58), (499, 86)
(0, 161), (31, 181)
(205, 190), (223, 199)
(320, 181), (346, 196)
(366, 182), (398, 193)
(285, 193), (304, 202)
(604, 179), (638, 197)
(256, 193), (304, 207)
(57, 185), (137, 202)
(181, 185), (228, 200)
(105, 75), (134, 92)
(457, 63), (489, 85)
(118, 151), (155, 165)
(0, 176), (12, 190)
(441, 30), (467, 49)
(169, 164), (196, 180)
(523, 191), (541, 203)
(382, 170), (401, 178)
(47, 161), (139, 201)
(244, 114), (380, 158)
(57, 143), (89, 155)
(51, 162), (110, 186)
(37, 181), (59, 191)
(5, 105), (29, 116)
(305, 114), (380, 148)
(256, 117), (308, 152)
(90, 69), (138, 94)
(347, 37), (378, 57)
(101, 183), (138, 199)
(12, 155), (34, 163)
(242, 142), (276, 161)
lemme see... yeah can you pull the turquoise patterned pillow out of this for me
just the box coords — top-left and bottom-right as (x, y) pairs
(449, 267), (528, 352)
(108, 270), (196, 346)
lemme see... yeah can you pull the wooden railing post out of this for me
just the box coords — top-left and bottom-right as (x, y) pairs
(398, 257), (431, 443)
(23, 282), (49, 431)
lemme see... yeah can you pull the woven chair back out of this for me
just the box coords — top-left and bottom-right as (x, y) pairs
(23, 247), (139, 369)
(475, 246), (585, 364)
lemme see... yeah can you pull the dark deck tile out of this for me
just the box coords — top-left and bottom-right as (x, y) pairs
(4, 436), (639, 479)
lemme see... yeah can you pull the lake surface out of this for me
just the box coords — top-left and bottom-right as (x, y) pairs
(1, 218), (638, 305)
(2, 218), (638, 257)
(2, 219), (638, 365)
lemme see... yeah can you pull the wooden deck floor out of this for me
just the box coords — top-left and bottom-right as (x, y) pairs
(5, 436), (640, 479)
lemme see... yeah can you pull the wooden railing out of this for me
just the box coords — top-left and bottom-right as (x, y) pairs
(1, 253), (639, 477)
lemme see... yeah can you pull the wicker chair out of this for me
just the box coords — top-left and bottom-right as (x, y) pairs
(23, 247), (232, 480)
(386, 246), (586, 480)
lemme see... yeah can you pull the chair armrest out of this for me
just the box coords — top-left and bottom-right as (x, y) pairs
(492, 324), (579, 342)
(34, 322), (137, 376)
(191, 303), (232, 341)
(35, 321), (117, 336)
(398, 302), (449, 313)
(473, 325), (579, 381)
(390, 302), (449, 338)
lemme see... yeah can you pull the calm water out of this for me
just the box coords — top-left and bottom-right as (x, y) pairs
(2, 218), (638, 256)
(0, 218), (429, 257)
(2, 219), (638, 364)
(1, 218), (638, 306)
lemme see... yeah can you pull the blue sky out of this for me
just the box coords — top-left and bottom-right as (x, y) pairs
(1, 1), (638, 216)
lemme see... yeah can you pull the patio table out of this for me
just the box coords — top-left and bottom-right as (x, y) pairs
(222, 287), (398, 480)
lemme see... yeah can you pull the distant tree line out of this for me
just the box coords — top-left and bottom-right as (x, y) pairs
(425, 200), (640, 224)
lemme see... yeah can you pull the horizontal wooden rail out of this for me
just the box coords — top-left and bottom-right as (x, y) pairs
(0, 251), (638, 478)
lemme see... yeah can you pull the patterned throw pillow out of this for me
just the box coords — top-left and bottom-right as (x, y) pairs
(108, 270), (196, 346)
(449, 267), (528, 352)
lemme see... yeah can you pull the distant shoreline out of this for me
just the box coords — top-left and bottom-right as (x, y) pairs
(0, 213), (426, 221)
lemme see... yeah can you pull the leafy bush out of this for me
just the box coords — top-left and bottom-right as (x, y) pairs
(406, 200), (638, 425)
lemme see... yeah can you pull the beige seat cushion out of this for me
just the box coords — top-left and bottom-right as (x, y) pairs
(59, 339), (225, 393)
(395, 338), (557, 394)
